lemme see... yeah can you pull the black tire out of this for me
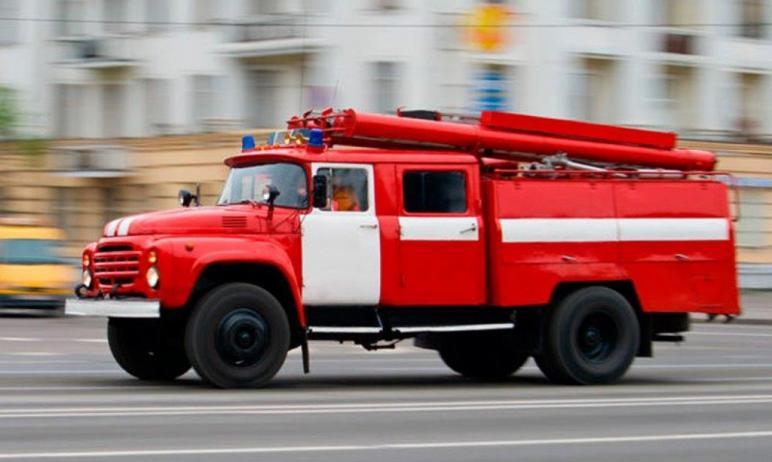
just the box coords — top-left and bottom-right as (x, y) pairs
(185, 283), (290, 388)
(438, 332), (529, 379)
(536, 286), (640, 385)
(107, 318), (191, 381)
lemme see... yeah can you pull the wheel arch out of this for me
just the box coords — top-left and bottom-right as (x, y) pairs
(188, 261), (305, 349)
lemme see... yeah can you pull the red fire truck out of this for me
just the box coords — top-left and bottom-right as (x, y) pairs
(65, 109), (739, 388)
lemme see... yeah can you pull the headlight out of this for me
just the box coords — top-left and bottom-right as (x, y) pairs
(146, 266), (160, 289)
(82, 270), (92, 288)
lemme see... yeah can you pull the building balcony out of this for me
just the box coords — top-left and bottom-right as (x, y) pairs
(55, 37), (139, 70)
(217, 15), (324, 58)
(49, 145), (130, 178)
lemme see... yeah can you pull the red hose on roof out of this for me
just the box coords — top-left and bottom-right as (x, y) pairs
(326, 109), (715, 171)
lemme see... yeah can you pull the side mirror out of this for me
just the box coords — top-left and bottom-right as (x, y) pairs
(312, 174), (328, 209)
(178, 189), (198, 208)
(262, 184), (280, 207)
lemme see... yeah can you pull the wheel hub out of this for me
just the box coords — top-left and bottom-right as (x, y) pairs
(577, 313), (617, 363)
(216, 308), (269, 367)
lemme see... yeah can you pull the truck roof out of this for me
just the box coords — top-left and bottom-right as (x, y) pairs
(225, 147), (480, 168)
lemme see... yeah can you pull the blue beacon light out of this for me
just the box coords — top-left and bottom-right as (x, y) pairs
(307, 129), (324, 151)
(241, 135), (256, 152)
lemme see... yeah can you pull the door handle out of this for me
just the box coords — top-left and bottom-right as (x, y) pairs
(360, 223), (378, 230)
(561, 255), (577, 263)
(460, 224), (478, 234)
(674, 253), (690, 261)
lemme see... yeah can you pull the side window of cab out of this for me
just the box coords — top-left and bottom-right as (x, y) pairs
(315, 168), (370, 212)
(402, 170), (467, 214)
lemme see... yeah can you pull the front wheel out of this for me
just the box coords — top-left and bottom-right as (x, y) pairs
(107, 318), (191, 381)
(438, 332), (529, 379)
(185, 283), (290, 388)
(536, 286), (640, 385)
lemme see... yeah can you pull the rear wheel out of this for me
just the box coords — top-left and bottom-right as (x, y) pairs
(438, 332), (529, 379)
(185, 283), (290, 388)
(107, 318), (190, 381)
(536, 286), (640, 385)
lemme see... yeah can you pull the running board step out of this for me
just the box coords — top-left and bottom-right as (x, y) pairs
(307, 322), (515, 335)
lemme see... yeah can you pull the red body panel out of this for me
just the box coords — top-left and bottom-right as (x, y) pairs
(485, 176), (739, 314)
(390, 164), (486, 306)
(487, 179), (623, 306)
(614, 181), (738, 314)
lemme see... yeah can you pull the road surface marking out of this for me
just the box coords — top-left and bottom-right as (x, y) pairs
(5, 352), (63, 357)
(0, 430), (771, 459)
(2, 394), (772, 419)
(688, 332), (772, 338)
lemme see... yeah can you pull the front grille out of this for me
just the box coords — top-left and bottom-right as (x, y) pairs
(93, 245), (141, 289)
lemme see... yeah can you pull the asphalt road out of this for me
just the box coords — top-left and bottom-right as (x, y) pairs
(0, 316), (771, 461)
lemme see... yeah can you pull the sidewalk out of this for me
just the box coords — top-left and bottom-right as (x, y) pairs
(696, 290), (772, 326)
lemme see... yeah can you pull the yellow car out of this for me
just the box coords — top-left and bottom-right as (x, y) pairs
(0, 219), (71, 311)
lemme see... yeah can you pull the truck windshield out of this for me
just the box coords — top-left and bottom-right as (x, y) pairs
(218, 162), (308, 209)
(0, 239), (62, 265)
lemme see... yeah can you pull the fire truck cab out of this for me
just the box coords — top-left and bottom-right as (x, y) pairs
(65, 109), (740, 388)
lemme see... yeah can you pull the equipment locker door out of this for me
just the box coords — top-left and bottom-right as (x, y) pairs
(301, 163), (381, 305)
(394, 165), (486, 305)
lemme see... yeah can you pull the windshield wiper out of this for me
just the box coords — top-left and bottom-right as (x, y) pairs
(234, 199), (262, 208)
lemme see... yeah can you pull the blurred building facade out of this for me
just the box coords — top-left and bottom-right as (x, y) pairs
(0, 0), (771, 286)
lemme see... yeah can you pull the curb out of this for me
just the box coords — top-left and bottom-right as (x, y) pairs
(694, 317), (772, 327)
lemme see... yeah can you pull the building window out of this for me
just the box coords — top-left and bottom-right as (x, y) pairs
(739, 0), (765, 39)
(248, 70), (280, 128)
(652, 0), (701, 28)
(193, 0), (216, 26)
(372, 62), (401, 114)
(403, 171), (467, 214)
(104, 0), (128, 34)
(191, 75), (219, 132)
(246, 0), (282, 15)
(146, 0), (170, 33)
(0, 0), (19, 45)
(57, 0), (84, 36)
(375, 0), (400, 10)
(648, 65), (697, 133)
(569, 58), (616, 122)
(103, 84), (127, 137)
(737, 188), (766, 248)
(570, 0), (614, 21)
(55, 84), (83, 138)
(54, 187), (72, 233)
(570, 72), (593, 121)
(144, 78), (171, 135)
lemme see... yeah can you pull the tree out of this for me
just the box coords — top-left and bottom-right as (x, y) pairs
(0, 86), (17, 138)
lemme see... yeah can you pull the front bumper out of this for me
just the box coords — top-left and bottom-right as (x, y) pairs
(64, 298), (160, 318)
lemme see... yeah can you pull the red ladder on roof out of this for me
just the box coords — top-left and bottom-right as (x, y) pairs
(288, 109), (716, 171)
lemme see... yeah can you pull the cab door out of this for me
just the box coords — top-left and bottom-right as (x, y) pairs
(394, 165), (486, 305)
(301, 163), (381, 305)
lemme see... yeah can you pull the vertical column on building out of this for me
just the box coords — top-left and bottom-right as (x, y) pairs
(694, 0), (733, 136)
(523, 0), (570, 117)
(618, 0), (655, 128)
